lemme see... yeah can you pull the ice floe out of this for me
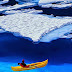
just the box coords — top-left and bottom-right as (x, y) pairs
(4, 9), (43, 15)
(0, 13), (72, 42)
(39, 0), (72, 5)
(0, 2), (36, 13)
(38, 0), (72, 9)
(0, 0), (8, 5)
(41, 3), (72, 9)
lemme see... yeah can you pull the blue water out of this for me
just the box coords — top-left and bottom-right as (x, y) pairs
(0, 32), (72, 72)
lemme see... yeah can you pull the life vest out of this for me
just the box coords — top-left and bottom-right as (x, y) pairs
(20, 63), (25, 67)
(20, 63), (29, 68)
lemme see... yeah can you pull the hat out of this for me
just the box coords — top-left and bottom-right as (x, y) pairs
(22, 59), (24, 62)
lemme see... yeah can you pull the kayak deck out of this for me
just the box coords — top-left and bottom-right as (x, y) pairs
(11, 59), (48, 71)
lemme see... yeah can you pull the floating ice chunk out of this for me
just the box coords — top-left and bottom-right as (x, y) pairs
(38, 0), (72, 9)
(39, 0), (72, 5)
(0, 2), (36, 14)
(0, 13), (72, 42)
(21, 9), (43, 14)
(4, 10), (23, 15)
(41, 3), (72, 9)
(4, 9), (43, 15)
(0, 0), (8, 5)
(39, 0), (64, 5)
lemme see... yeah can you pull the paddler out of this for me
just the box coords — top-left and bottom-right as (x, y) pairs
(18, 59), (29, 68)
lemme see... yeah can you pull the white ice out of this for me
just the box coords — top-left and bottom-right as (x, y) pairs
(0, 13), (72, 42)
(0, 2), (36, 12)
(4, 9), (43, 15)
(39, 0), (72, 5)
(40, 24), (72, 42)
(38, 0), (72, 9)
(41, 3), (72, 9)
(0, 0), (8, 5)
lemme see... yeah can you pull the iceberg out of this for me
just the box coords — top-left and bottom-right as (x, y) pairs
(0, 13), (72, 42)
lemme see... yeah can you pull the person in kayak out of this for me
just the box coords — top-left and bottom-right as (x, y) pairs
(18, 59), (29, 68)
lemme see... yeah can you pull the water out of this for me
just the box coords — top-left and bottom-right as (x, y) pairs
(0, 32), (72, 72)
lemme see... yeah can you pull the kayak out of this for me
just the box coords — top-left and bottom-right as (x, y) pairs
(11, 59), (48, 71)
